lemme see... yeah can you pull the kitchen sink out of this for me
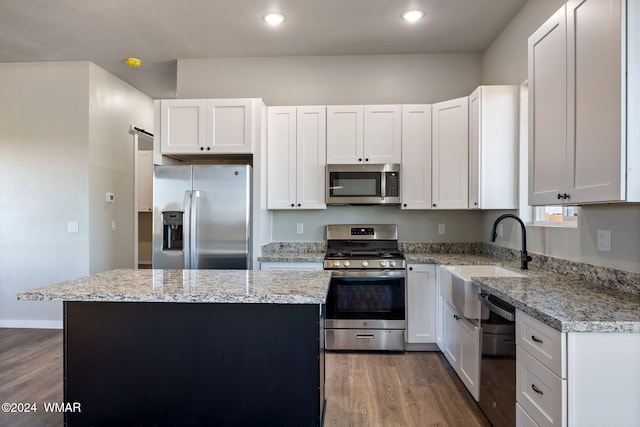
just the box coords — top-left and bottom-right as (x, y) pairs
(440, 265), (526, 320)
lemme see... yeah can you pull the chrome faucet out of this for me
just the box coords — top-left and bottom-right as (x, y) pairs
(490, 213), (532, 270)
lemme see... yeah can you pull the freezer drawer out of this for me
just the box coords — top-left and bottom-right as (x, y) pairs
(325, 328), (404, 351)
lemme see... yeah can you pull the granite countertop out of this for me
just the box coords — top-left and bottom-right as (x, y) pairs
(17, 269), (331, 305)
(259, 252), (326, 263)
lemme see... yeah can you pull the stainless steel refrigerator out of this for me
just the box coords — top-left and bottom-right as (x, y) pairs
(152, 164), (252, 269)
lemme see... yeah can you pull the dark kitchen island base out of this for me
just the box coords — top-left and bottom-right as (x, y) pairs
(64, 301), (325, 426)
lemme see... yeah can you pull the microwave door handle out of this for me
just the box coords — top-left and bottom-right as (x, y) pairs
(380, 172), (386, 199)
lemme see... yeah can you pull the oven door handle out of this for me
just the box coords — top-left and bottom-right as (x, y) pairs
(327, 270), (406, 278)
(480, 293), (515, 322)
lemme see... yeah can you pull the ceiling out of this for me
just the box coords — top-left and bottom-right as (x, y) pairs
(0, 0), (527, 98)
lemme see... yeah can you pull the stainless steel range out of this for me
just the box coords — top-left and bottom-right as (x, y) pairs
(324, 224), (406, 351)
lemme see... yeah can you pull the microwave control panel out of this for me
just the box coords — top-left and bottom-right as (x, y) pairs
(386, 172), (399, 197)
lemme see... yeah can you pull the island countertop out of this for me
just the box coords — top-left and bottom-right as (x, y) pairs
(17, 269), (332, 305)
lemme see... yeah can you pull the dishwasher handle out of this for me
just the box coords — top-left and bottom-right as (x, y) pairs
(480, 293), (515, 322)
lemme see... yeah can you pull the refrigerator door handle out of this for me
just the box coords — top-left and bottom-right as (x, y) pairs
(183, 190), (192, 269)
(191, 190), (201, 269)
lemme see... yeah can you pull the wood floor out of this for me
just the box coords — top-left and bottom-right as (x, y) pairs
(0, 329), (489, 427)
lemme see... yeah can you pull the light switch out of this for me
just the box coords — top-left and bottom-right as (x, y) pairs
(112, 220), (116, 232)
(597, 230), (611, 252)
(67, 221), (79, 233)
(438, 224), (445, 235)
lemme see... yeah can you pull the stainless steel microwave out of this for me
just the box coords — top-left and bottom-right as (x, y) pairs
(326, 164), (400, 205)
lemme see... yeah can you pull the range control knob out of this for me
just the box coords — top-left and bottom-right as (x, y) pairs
(344, 260), (351, 267)
(333, 260), (341, 268)
(390, 261), (398, 267)
(380, 260), (388, 268)
(361, 260), (369, 267)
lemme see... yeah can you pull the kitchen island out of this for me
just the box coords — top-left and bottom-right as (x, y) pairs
(18, 269), (332, 427)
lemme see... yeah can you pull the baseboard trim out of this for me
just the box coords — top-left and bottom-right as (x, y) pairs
(0, 319), (63, 329)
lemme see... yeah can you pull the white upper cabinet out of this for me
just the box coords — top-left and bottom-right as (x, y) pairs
(469, 86), (518, 209)
(401, 105), (432, 210)
(267, 106), (327, 210)
(432, 97), (469, 209)
(160, 99), (256, 155)
(363, 105), (402, 164)
(529, 0), (640, 205)
(326, 105), (401, 164)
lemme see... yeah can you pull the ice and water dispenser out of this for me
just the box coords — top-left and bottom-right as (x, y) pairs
(162, 211), (183, 251)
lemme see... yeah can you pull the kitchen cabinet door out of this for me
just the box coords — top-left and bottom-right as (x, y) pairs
(326, 106), (364, 164)
(296, 106), (327, 209)
(363, 105), (402, 164)
(137, 150), (153, 212)
(160, 99), (207, 154)
(565, 0), (623, 203)
(469, 86), (518, 209)
(267, 106), (326, 210)
(432, 97), (469, 209)
(528, 6), (567, 206)
(406, 264), (437, 344)
(267, 106), (297, 209)
(401, 105), (432, 210)
(442, 302), (460, 367)
(458, 316), (481, 401)
(206, 99), (254, 153)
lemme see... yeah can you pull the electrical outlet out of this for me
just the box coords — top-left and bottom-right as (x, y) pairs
(597, 230), (611, 252)
(67, 221), (79, 233)
(497, 224), (503, 237)
(438, 224), (445, 235)
(112, 220), (116, 232)
(296, 223), (304, 234)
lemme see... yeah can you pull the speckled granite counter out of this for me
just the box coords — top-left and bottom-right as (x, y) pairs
(17, 268), (331, 304)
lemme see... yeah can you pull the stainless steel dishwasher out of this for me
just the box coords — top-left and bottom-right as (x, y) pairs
(478, 293), (516, 427)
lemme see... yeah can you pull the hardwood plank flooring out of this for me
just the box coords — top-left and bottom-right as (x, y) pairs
(0, 329), (489, 426)
(323, 351), (490, 427)
(0, 328), (63, 427)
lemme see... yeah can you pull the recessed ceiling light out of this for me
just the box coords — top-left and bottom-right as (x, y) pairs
(264, 12), (285, 26)
(402, 9), (424, 23)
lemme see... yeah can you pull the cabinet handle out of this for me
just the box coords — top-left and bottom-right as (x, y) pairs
(365, 158), (369, 162)
(297, 203), (301, 207)
(563, 193), (570, 199)
(531, 335), (544, 344)
(207, 147), (211, 151)
(358, 158), (363, 162)
(432, 203), (437, 207)
(409, 267), (413, 271)
(403, 203), (407, 207)
(290, 203), (295, 207)
(200, 147), (204, 151)
(557, 193), (563, 200)
(531, 384), (544, 396)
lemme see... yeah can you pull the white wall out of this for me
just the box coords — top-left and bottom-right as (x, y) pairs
(481, 0), (640, 274)
(0, 62), (154, 327)
(177, 53), (484, 242)
(88, 64), (154, 273)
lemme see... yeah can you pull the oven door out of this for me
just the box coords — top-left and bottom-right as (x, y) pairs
(325, 270), (405, 330)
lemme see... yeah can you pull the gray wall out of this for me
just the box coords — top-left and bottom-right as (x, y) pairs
(0, 62), (153, 326)
(176, 53), (485, 243)
(481, 0), (640, 274)
(176, 54), (481, 105)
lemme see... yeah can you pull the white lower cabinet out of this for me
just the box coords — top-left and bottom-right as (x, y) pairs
(406, 264), (437, 344)
(516, 309), (640, 427)
(517, 402), (539, 427)
(259, 262), (323, 271)
(442, 301), (480, 400)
